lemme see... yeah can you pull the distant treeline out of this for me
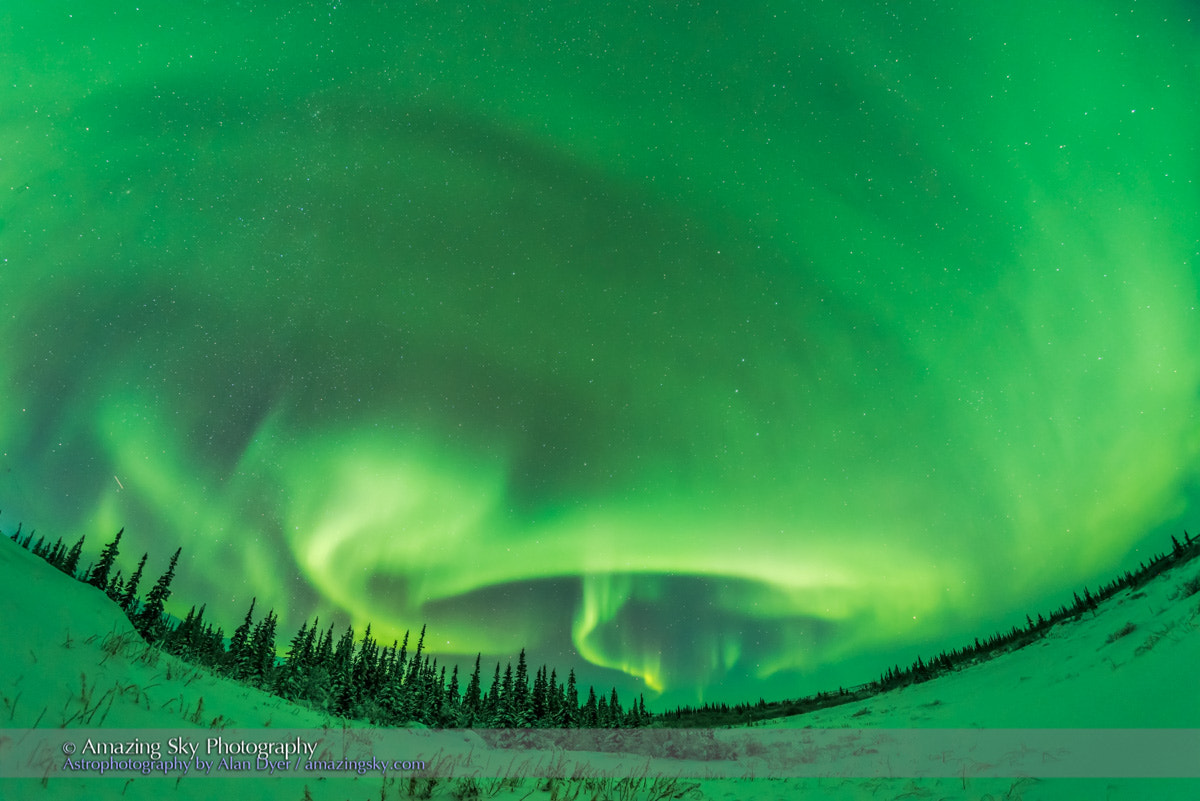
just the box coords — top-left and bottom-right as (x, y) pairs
(6, 511), (1197, 730)
(2, 515), (648, 729)
(664, 531), (1200, 727)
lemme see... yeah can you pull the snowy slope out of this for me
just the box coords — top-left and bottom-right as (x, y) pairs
(2, 531), (1199, 801)
(778, 560), (1200, 729)
(0, 535), (400, 800)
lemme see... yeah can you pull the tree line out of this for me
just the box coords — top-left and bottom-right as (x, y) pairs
(663, 530), (1200, 727)
(3, 515), (649, 729)
(7, 509), (1196, 730)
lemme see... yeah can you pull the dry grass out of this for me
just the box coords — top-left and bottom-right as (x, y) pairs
(1104, 621), (1137, 644)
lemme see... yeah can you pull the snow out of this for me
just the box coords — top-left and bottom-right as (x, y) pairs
(2, 531), (1199, 800)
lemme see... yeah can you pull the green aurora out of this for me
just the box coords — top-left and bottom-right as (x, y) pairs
(1, 1), (1198, 704)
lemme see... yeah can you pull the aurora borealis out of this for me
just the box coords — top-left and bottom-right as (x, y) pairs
(1, 1), (1198, 704)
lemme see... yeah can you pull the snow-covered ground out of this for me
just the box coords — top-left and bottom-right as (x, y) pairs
(2, 531), (1198, 800)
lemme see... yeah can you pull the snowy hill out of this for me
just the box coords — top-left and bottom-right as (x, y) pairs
(2, 531), (1199, 800)
(774, 563), (1200, 729)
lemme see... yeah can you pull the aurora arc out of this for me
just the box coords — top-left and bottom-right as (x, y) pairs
(1, 0), (1198, 703)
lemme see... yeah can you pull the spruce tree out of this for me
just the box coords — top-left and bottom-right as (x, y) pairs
(87, 528), (123, 590)
(446, 664), (461, 719)
(249, 610), (278, 687)
(105, 570), (123, 602)
(513, 649), (530, 723)
(133, 547), (180, 641)
(226, 597), (258, 677)
(47, 538), (66, 567)
(497, 662), (516, 726)
(405, 625), (426, 687)
(120, 553), (148, 612)
(329, 625), (357, 716)
(432, 665), (448, 725)
(547, 668), (562, 725)
(168, 606), (197, 656)
(205, 625), (227, 667)
(275, 619), (315, 700)
(61, 535), (85, 577)
(185, 604), (209, 661)
(531, 666), (548, 725)
(562, 669), (579, 727)
(484, 662), (501, 722)
(316, 622), (335, 672)
(463, 654), (483, 720)
(346, 624), (378, 717)
(376, 650), (405, 724)
(305, 622), (336, 707)
(394, 630), (410, 685)
(583, 686), (599, 726)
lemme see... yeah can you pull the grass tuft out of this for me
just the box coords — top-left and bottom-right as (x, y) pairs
(1105, 621), (1137, 644)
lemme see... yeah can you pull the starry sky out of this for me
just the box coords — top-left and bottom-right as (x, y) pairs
(2, 1), (1198, 705)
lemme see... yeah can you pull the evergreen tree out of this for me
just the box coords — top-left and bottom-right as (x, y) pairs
(394, 630), (410, 686)
(87, 528), (123, 591)
(432, 665), (448, 725)
(405, 625), (426, 686)
(316, 622), (335, 672)
(415, 655), (437, 724)
(133, 547), (180, 641)
(531, 666), (548, 725)
(446, 664), (461, 720)
(302, 621), (335, 707)
(463, 654), (483, 720)
(497, 662), (516, 726)
(226, 597), (257, 678)
(249, 610), (278, 687)
(48, 538), (67, 568)
(185, 604), (209, 661)
(562, 669), (579, 727)
(347, 624), (379, 718)
(120, 553), (147, 613)
(484, 662), (502, 722)
(45, 537), (64, 566)
(513, 649), (530, 723)
(204, 624), (227, 667)
(105, 570), (124, 602)
(61, 535), (85, 577)
(275, 620), (311, 700)
(609, 688), (622, 727)
(167, 605), (198, 657)
(376, 647), (405, 724)
(547, 668), (562, 725)
(329, 625), (357, 716)
(583, 686), (599, 726)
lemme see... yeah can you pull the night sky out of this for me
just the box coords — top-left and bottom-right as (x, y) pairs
(2, 1), (1198, 705)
